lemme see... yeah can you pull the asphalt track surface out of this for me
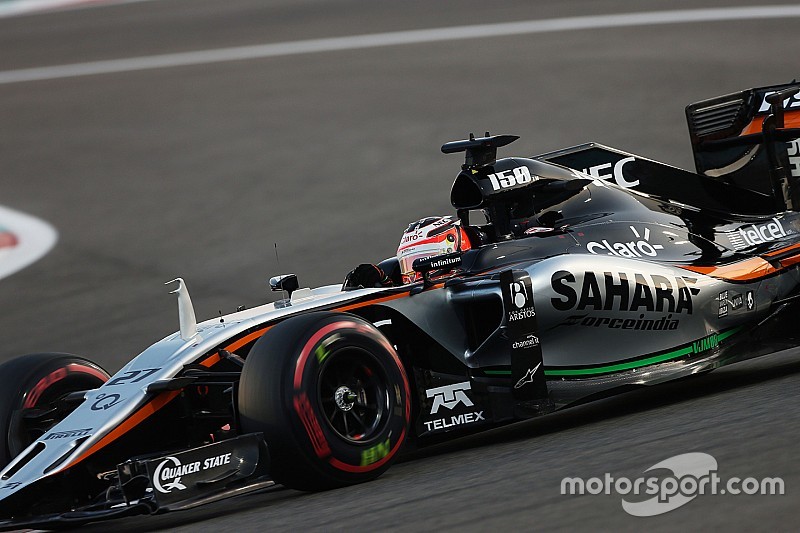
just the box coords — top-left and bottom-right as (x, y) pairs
(1, 0), (799, 530)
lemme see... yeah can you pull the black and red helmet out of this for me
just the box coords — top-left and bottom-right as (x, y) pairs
(396, 216), (472, 284)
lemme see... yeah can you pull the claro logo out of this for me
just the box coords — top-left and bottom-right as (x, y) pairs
(586, 226), (664, 258)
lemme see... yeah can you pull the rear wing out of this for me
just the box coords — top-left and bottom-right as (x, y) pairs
(686, 81), (800, 209)
(535, 143), (775, 216)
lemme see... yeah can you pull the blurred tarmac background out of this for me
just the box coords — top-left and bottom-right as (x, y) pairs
(1, 1), (799, 530)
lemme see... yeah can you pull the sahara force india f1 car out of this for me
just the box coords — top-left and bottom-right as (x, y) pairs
(1, 81), (800, 529)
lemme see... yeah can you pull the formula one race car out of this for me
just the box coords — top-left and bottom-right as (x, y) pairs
(1, 80), (799, 529)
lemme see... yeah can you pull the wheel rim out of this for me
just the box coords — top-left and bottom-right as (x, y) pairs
(9, 365), (107, 456)
(317, 347), (389, 443)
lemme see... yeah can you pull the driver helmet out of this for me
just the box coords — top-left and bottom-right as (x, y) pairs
(396, 215), (472, 284)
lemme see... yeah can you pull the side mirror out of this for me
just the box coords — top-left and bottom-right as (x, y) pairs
(269, 274), (299, 297)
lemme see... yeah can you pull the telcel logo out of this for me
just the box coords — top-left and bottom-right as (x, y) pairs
(727, 217), (787, 250)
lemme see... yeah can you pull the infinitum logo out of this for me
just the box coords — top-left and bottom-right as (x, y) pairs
(561, 452), (784, 516)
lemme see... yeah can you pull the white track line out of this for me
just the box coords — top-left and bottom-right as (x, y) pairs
(0, 0), (155, 19)
(1, 5), (800, 85)
(0, 205), (58, 281)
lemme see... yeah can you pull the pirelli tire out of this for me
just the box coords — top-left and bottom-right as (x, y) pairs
(0, 352), (110, 468)
(238, 312), (411, 491)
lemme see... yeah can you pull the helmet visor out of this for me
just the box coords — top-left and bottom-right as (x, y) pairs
(397, 231), (459, 282)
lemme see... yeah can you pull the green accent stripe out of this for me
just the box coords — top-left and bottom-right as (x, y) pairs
(543, 346), (694, 376)
(545, 327), (742, 377)
(715, 327), (739, 343)
(480, 327), (743, 379)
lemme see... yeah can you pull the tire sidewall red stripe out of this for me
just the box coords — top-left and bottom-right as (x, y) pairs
(291, 318), (410, 474)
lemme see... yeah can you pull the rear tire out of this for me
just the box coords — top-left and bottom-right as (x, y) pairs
(238, 312), (411, 491)
(0, 353), (110, 467)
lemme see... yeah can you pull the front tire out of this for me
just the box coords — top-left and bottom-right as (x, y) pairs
(0, 353), (110, 467)
(238, 312), (411, 491)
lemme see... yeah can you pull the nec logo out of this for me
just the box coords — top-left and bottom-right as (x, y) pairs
(487, 166), (535, 191)
(582, 156), (638, 188)
(426, 382), (474, 414)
